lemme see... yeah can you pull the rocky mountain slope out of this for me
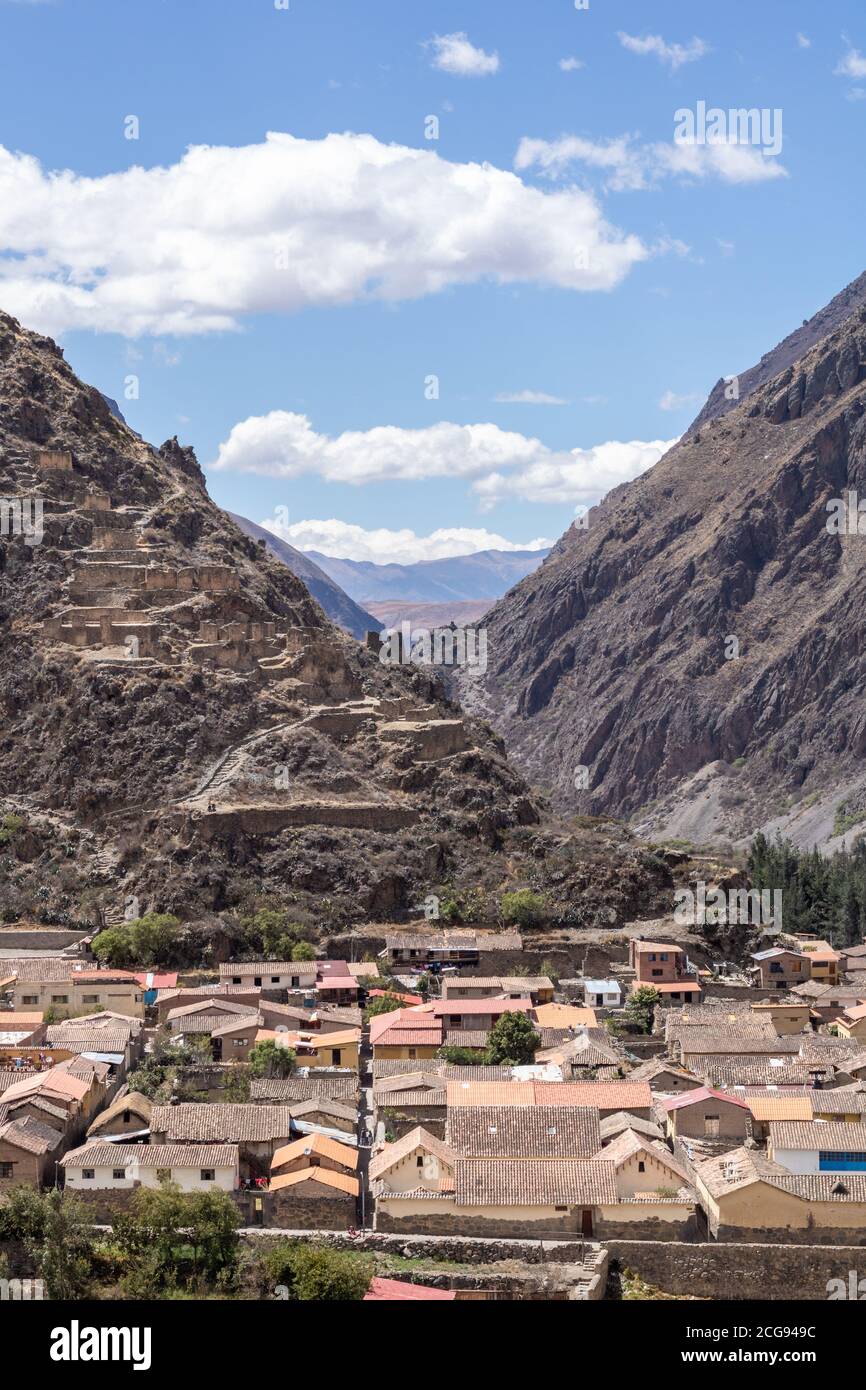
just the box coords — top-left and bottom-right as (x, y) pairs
(0, 311), (670, 935)
(229, 512), (380, 640)
(458, 270), (866, 850)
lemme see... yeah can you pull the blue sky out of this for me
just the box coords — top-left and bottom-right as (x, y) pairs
(1, 0), (864, 562)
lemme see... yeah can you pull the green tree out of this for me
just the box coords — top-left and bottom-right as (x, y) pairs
(485, 1011), (540, 1065)
(500, 889), (546, 929)
(437, 1045), (488, 1065)
(92, 912), (182, 969)
(29, 1190), (96, 1300)
(622, 985), (660, 1033)
(259, 1242), (373, 1301)
(248, 1039), (296, 1078)
(364, 992), (404, 1020)
(291, 940), (316, 962)
(116, 1184), (240, 1293)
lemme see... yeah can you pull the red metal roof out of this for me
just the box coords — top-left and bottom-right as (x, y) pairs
(364, 1277), (455, 1301)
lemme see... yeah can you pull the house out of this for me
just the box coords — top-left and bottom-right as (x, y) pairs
(270, 1132), (358, 1179)
(0, 1061), (104, 1141)
(6, 960), (144, 1018)
(315, 960), (359, 1006)
(254, 1027), (360, 1071)
(768, 1121), (866, 1173)
(373, 1073), (447, 1138)
(446, 1105), (602, 1158)
(629, 941), (695, 987)
(364, 1277), (455, 1301)
(749, 948), (810, 992)
(45, 1014), (144, 1074)
(536, 1031), (625, 1078)
(433, 998), (534, 1038)
(626, 1059), (704, 1094)
(86, 1091), (153, 1141)
(671, 1028), (802, 1071)
(841, 944), (866, 974)
(810, 1089), (866, 1123)
(132, 972), (178, 1006)
(661, 1086), (753, 1142)
(581, 979), (623, 1009)
(0, 1012), (46, 1050)
(594, 1126), (691, 1200)
(794, 938), (841, 986)
(155, 985), (262, 1025)
(440, 976), (554, 1005)
(740, 1091), (814, 1140)
(268, 1166), (359, 1227)
(836, 1004), (866, 1041)
(369, 1125), (457, 1212)
(0, 1116), (64, 1190)
(370, 1009), (443, 1060)
(62, 1141), (239, 1198)
(148, 1103), (294, 1177)
(599, 1111), (667, 1145)
(210, 1014), (262, 1062)
(694, 1145), (866, 1240)
(218, 961), (317, 994)
(383, 930), (522, 970)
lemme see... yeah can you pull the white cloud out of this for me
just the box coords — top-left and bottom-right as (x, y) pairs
(559, 57), (585, 72)
(514, 132), (787, 190)
(213, 410), (673, 512)
(836, 46), (866, 79)
(659, 389), (701, 411)
(617, 32), (709, 70)
(263, 518), (551, 565)
(796, 33), (812, 49)
(0, 131), (651, 337)
(472, 438), (676, 509)
(426, 32), (499, 77)
(494, 390), (568, 405)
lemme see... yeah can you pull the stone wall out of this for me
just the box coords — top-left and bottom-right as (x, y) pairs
(605, 1238), (866, 1300)
(0, 928), (88, 950)
(376, 1210), (582, 1238)
(239, 1227), (597, 1265)
(268, 1191), (356, 1230)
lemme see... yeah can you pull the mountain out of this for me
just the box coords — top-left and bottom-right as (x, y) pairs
(0, 309), (670, 936)
(228, 512), (380, 640)
(307, 547), (550, 605)
(458, 269), (866, 852)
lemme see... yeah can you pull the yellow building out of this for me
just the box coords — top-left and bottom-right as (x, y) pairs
(255, 1027), (360, 1070)
(695, 1146), (866, 1237)
(7, 961), (144, 1018)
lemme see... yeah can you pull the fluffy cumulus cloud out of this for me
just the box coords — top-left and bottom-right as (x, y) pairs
(262, 518), (551, 565)
(470, 438), (676, 509)
(514, 132), (787, 190)
(836, 46), (866, 79)
(213, 409), (675, 511)
(426, 32), (500, 76)
(0, 132), (651, 336)
(617, 32), (709, 70)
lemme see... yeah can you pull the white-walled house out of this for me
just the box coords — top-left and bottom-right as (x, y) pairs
(61, 1142), (239, 1193)
(768, 1122), (866, 1175)
(582, 979), (623, 1009)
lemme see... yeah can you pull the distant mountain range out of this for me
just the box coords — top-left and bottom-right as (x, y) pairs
(306, 547), (550, 605)
(229, 513), (379, 639)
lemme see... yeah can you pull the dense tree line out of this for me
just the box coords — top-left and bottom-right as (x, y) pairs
(747, 833), (866, 947)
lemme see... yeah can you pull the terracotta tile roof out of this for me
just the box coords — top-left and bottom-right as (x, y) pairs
(378, 1090), (446, 1108)
(0, 1068), (90, 1105)
(433, 999), (533, 1017)
(167, 998), (257, 1022)
(369, 1009), (442, 1045)
(769, 1120), (866, 1150)
(249, 1076), (357, 1102)
(455, 1157), (617, 1207)
(742, 1093), (812, 1122)
(675, 1029), (801, 1055)
(271, 1133), (358, 1171)
(373, 1070), (443, 1096)
(442, 1030), (489, 1049)
(369, 1126), (457, 1182)
(270, 1167), (358, 1196)
(599, 1111), (666, 1142)
(702, 1058), (827, 1088)
(446, 1080), (652, 1110)
(810, 1090), (866, 1115)
(0, 1116), (63, 1154)
(662, 1085), (750, 1113)
(697, 1145), (866, 1203)
(62, 1142), (238, 1169)
(286, 1097), (358, 1124)
(447, 1105), (601, 1157)
(627, 1059), (700, 1084)
(218, 961), (316, 979)
(533, 1004), (598, 1029)
(150, 1103), (294, 1143)
(364, 1277), (455, 1301)
(46, 1032), (132, 1055)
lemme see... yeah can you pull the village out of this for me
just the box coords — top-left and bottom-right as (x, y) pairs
(3, 917), (866, 1302)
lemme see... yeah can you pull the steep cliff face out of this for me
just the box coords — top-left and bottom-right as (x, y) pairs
(0, 311), (669, 932)
(459, 277), (866, 848)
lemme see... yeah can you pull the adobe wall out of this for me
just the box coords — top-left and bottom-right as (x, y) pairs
(605, 1239), (866, 1300)
(0, 928), (88, 950)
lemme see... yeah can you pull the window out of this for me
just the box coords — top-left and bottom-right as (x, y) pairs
(112, 1168), (126, 1181)
(291, 977), (299, 988)
(231, 976), (241, 984)
(83, 994), (99, 1003)
(271, 975), (280, 983)
(122, 1111), (130, 1124)
(22, 995), (38, 1005)
(233, 1038), (248, 1048)
(0, 1163), (14, 1179)
(638, 1161), (646, 1173)
(331, 1049), (342, 1065)
(554, 1205), (568, 1212)
(416, 1156), (424, 1167)
(52, 994), (69, 1004)
(651, 969), (663, 977)
(408, 1048), (416, 1059)
(253, 976), (262, 987)
(201, 1169), (216, 1182)
(82, 1169), (95, 1180)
